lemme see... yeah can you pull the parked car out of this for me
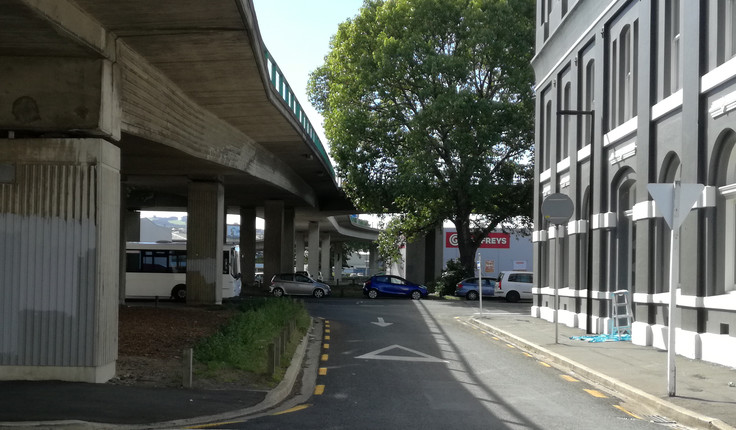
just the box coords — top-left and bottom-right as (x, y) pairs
(270, 273), (331, 298)
(363, 275), (428, 300)
(455, 277), (496, 300)
(496, 271), (533, 302)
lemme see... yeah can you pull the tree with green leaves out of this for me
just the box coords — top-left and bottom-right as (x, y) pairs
(308, 0), (535, 273)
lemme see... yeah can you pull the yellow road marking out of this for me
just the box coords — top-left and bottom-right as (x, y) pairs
(325, 335), (331, 340)
(325, 320), (330, 324)
(523, 352), (533, 358)
(506, 344), (515, 348)
(319, 367), (327, 376)
(614, 405), (642, 419)
(314, 385), (325, 395)
(584, 389), (608, 398)
(323, 343), (330, 349)
(325, 329), (331, 333)
(560, 375), (579, 382)
(188, 421), (243, 428)
(321, 354), (328, 361)
(538, 361), (551, 367)
(273, 404), (312, 415)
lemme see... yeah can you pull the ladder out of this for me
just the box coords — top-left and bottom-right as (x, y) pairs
(609, 290), (633, 339)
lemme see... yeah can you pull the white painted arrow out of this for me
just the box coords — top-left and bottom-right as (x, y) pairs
(371, 317), (393, 327)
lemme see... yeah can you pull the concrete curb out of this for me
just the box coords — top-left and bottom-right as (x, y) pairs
(0, 318), (321, 430)
(468, 317), (735, 430)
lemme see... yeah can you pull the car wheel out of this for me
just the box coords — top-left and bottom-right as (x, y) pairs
(367, 288), (379, 299)
(313, 288), (325, 298)
(272, 287), (284, 298)
(171, 284), (186, 302)
(466, 290), (478, 301)
(506, 290), (520, 303)
(410, 290), (422, 300)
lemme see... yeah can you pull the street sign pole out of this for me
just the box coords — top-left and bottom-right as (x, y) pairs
(541, 193), (575, 344)
(477, 252), (482, 317)
(647, 181), (704, 397)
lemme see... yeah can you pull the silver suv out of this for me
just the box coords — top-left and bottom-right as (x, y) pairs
(496, 271), (533, 302)
(270, 273), (331, 298)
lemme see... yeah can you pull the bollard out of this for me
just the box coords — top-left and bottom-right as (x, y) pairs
(182, 348), (193, 388)
(267, 342), (276, 376)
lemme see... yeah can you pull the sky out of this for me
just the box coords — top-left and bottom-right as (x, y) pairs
(142, 0), (366, 226)
(252, 0), (365, 147)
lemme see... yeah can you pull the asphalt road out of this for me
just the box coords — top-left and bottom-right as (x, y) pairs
(207, 297), (683, 430)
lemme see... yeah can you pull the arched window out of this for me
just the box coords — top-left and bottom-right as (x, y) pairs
(715, 0), (736, 66)
(611, 169), (637, 291)
(561, 82), (571, 160)
(544, 100), (552, 170)
(712, 131), (736, 293)
(583, 60), (595, 149)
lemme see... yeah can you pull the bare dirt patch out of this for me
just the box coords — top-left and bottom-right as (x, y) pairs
(111, 304), (257, 389)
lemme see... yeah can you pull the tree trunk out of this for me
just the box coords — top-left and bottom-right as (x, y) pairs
(453, 218), (478, 275)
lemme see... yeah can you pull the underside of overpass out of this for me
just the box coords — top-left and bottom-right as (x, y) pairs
(0, 0), (373, 383)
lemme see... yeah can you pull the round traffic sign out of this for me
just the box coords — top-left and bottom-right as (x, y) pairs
(541, 193), (574, 225)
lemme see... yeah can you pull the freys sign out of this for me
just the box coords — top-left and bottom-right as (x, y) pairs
(445, 232), (510, 249)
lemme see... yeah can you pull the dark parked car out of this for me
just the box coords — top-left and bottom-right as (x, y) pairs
(363, 275), (428, 300)
(455, 277), (496, 300)
(270, 273), (331, 298)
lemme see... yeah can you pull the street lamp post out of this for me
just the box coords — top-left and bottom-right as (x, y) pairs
(557, 109), (595, 333)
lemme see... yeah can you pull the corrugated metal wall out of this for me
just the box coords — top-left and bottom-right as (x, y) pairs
(0, 140), (119, 371)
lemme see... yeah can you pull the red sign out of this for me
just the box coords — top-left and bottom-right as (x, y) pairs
(445, 232), (510, 249)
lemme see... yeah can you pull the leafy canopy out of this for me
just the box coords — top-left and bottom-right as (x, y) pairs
(309, 0), (536, 271)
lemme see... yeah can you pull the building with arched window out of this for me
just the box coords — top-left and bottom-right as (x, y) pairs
(532, 0), (736, 368)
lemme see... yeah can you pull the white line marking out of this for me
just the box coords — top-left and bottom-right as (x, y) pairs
(355, 345), (448, 363)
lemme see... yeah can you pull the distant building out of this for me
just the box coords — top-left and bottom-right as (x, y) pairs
(533, 1), (736, 368)
(442, 228), (532, 280)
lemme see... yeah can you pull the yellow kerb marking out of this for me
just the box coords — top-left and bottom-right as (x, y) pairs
(325, 329), (331, 333)
(492, 336), (500, 341)
(538, 361), (551, 367)
(325, 335), (331, 340)
(614, 405), (642, 419)
(319, 367), (327, 376)
(324, 343), (330, 349)
(273, 404), (312, 415)
(321, 354), (328, 361)
(506, 344), (515, 348)
(560, 375), (579, 382)
(314, 385), (325, 395)
(523, 352), (533, 358)
(584, 389), (608, 398)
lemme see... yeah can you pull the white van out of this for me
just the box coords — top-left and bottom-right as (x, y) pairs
(496, 271), (533, 302)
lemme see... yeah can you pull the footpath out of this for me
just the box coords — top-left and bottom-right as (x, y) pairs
(467, 313), (736, 430)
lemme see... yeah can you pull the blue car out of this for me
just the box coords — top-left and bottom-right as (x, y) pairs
(363, 275), (428, 300)
(455, 277), (496, 300)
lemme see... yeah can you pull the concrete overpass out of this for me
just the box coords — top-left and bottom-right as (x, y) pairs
(0, 0), (376, 383)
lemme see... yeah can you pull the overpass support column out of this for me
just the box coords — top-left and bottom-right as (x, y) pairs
(295, 233), (306, 272)
(369, 244), (379, 276)
(282, 208), (295, 273)
(321, 234), (331, 281)
(240, 207), (257, 294)
(0, 138), (120, 383)
(187, 181), (224, 305)
(334, 245), (343, 283)
(308, 222), (320, 278)
(264, 201), (285, 284)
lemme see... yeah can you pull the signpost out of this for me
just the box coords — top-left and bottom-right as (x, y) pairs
(541, 193), (574, 344)
(476, 252), (483, 317)
(647, 181), (704, 397)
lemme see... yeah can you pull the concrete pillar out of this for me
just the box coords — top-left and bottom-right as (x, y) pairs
(295, 233), (306, 273)
(369, 243), (379, 276)
(320, 234), (331, 281)
(187, 181), (225, 305)
(308, 221), (320, 278)
(334, 245), (343, 283)
(264, 201), (284, 284)
(240, 207), (257, 294)
(282, 207), (295, 273)
(0, 138), (120, 383)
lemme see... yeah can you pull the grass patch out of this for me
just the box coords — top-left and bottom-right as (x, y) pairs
(193, 298), (310, 385)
